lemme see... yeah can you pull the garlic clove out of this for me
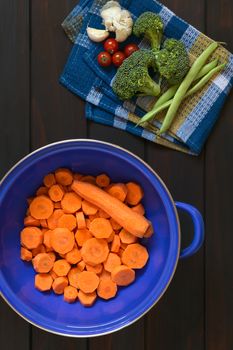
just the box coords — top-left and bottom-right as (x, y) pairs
(86, 27), (110, 42)
(115, 28), (130, 42)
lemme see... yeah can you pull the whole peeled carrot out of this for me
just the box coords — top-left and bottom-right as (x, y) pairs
(71, 181), (150, 238)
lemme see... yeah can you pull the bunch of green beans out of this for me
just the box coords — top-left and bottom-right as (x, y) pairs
(137, 42), (226, 134)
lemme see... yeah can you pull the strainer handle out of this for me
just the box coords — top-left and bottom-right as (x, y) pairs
(175, 202), (204, 259)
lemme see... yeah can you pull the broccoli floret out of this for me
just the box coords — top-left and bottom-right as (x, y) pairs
(112, 50), (161, 100)
(133, 12), (164, 50)
(154, 38), (190, 85)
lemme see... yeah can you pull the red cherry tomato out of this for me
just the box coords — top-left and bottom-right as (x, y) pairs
(104, 38), (119, 55)
(124, 43), (139, 57)
(97, 51), (112, 67)
(112, 51), (126, 67)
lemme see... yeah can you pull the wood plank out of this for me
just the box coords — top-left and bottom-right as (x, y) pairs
(30, 0), (87, 348)
(205, 0), (233, 348)
(0, 0), (30, 349)
(145, 0), (205, 349)
(31, 0), (86, 150)
(0, 0), (30, 175)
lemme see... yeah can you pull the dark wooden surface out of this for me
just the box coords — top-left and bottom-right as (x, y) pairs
(0, 0), (232, 349)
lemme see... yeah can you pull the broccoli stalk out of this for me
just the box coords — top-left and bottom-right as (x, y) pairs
(112, 50), (161, 100)
(133, 12), (164, 50)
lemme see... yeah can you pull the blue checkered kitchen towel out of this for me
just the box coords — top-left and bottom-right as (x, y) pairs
(60, 0), (233, 155)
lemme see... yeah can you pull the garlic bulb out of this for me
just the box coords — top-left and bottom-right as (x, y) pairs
(100, 1), (133, 42)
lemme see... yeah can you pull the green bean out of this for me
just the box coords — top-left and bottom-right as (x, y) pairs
(137, 63), (225, 128)
(153, 59), (218, 109)
(158, 42), (218, 134)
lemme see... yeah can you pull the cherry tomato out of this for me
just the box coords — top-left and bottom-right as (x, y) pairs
(124, 43), (139, 57)
(97, 51), (112, 67)
(112, 51), (126, 67)
(104, 38), (119, 55)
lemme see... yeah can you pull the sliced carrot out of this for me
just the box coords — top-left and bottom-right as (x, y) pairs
(75, 229), (92, 247)
(43, 229), (52, 249)
(98, 209), (110, 219)
(33, 253), (54, 273)
(126, 182), (143, 205)
(40, 219), (48, 228)
(64, 285), (78, 303)
(86, 263), (103, 274)
(72, 181), (149, 238)
(61, 192), (82, 213)
(35, 273), (53, 292)
(82, 200), (98, 216)
(36, 186), (48, 196)
(65, 247), (81, 264)
(81, 175), (96, 185)
(47, 251), (56, 262)
(104, 252), (121, 273)
(53, 259), (71, 276)
(88, 213), (99, 221)
(73, 173), (83, 181)
(131, 203), (145, 216)
(89, 218), (113, 239)
(99, 269), (111, 281)
(122, 243), (149, 269)
(76, 271), (100, 293)
(24, 215), (40, 227)
(47, 209), (64, 230)
(50, 270), (58, 280)
(29, 195), (54, 220)
(77, 260), (86, 271)
(52, 276), (68, 294)
(109, 218), (122, 231)
(32, 244), (46, 257)
(54, 202), (62, 209)
(107, 183), (128, 202)
(144, 222), (154, 238)
(68, 267), (82, 288)
(20, 227), (43, 249)
(119, 228), (137, 244)
(97, 279), (117, 300)
(43, 173), (56, 188)
(96, 174), (110, 188)
(111, 235), (121, 253)
(78, 290), (97, 307)
(86, 219), (91, 229)
(107, 231), (115, 243)
(50, 228), (75, 254)
(76, 211), (86, 229)
(111, 265), (135, 286)
(26, 208), (30, 216)
(55, 168), (73, 186)
(57, 213), (77, 231)
(48, 184), (65, 202)
(81, 238), (109, 266)
(20, 247), (32, 261)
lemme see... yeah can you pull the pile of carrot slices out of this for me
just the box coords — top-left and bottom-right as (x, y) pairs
(20, 169), (153, 306)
